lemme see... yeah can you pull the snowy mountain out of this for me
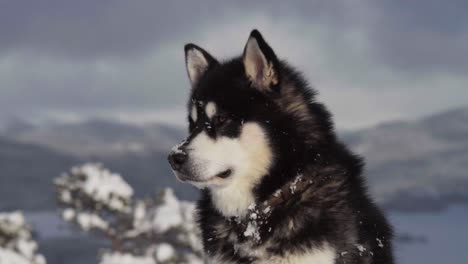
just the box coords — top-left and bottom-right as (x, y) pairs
(1, 107), (467, 212)
(341, 107), (468, 211)
(3, 119), (185, 157)
(0, 134), (197, 211)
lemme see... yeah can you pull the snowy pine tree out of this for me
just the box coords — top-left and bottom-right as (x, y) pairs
(54, 163), (203, 264)
(0, 211), (46, 264)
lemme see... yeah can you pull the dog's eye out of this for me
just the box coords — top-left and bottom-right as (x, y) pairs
(214, 115), (228, 126)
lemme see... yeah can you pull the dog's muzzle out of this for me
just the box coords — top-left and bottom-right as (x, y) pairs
(168, 151), (187, 172)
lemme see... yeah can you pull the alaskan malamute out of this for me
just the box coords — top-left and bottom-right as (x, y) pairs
(168, 29), (394, 264)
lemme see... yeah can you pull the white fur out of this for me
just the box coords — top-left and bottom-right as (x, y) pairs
(191, 104), (197, 122)
(207, 243), (336, 264)
(186, 49), (209, 86)
(205, 101), (217, 119)
(186, 122), (272, 217)
(258, 243), (336, 264)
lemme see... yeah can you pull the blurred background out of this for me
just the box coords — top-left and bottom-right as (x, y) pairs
(0, 0), (467, 263)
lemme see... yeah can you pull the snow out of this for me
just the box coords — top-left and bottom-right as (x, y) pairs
(54, 164), (204, 264)
(76, 163), (134, 212)
(171, 140), (187, 155)
(56, 163), (134, 213)
(0, 211), (46, 264)
(241, 204), (262, 243)
(0, 248), (32, 264)
(376, 238), (384, 248)
(355, 244), (366, 252)
(0, 249), (46, 264)
(59, 190), (72, 203)
(122, 188), (203, 263)
(243, 222), (260, 242)
(34, 255), (46, 264)
(76, 212), (109, 231)
(133, 201), (146, 222)
(100, 252), (154, 264)
(16, 240), (38, 260)
(61, 208), (75, 221)
(241, 175), (308, 244)
(354, 244), (373, 257)
(0, 211), (26, 235)
(183, 253), (204, 264)
(289, 174), (303, 194)
(152, 189), (184, 232)
(155, 243), (175, 262)
(273, 189), (282, 197)
(127, 188), (186, 236)
(179, 202), (202, 253)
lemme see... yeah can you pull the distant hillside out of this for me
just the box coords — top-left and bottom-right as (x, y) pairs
(4, 119), (185, 157)
(341, 107), (468, 211)
(1, 107), (467, 212)
(0, 125), (197, 211)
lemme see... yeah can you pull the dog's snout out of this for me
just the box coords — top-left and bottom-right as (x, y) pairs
(168, 152), (187, 171)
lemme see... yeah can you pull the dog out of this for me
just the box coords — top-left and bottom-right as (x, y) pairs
(168, 29), (394, 264)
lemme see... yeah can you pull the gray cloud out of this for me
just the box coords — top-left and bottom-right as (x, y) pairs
(0, 1), (210, 59)
(0, 1), (381, 59)
(370, 0), (468, 74)
(0, 0), (466, 129)
(2, 0), (467, 69)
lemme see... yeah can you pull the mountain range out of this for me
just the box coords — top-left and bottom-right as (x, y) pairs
(342, 107), (468, 211)
(1, 107), (467, 212)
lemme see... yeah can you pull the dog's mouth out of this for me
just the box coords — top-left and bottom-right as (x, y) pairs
(175, 168), (233, 185)
(215, 169), (232, 179)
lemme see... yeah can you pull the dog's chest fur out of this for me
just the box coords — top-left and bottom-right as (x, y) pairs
(203, 217), (336, 264)
(197, 185), (340, 264)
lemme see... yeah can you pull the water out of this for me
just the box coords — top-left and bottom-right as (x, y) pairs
(390, 205), (468, 264)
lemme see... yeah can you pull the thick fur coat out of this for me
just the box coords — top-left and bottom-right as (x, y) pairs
(168, 29), (394, 264)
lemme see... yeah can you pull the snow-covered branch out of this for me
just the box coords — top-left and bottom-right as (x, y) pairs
(54, 163), (202, 264)
(0, 211), (46, 264)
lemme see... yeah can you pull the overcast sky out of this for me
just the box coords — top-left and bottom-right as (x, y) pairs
(0, 0), (467, 130)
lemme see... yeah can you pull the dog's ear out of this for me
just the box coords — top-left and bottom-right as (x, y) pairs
(243, 30), (280, 92)
(184, 44), (218, 87)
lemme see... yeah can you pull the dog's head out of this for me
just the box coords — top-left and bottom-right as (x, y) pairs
(168, 30), (283, 190)
(168, 30), (328, 196)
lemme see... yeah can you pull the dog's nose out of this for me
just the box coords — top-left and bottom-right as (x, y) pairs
(168, 152), (187, 171)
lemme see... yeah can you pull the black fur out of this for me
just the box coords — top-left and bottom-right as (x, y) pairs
(181, 30), (394, 263)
